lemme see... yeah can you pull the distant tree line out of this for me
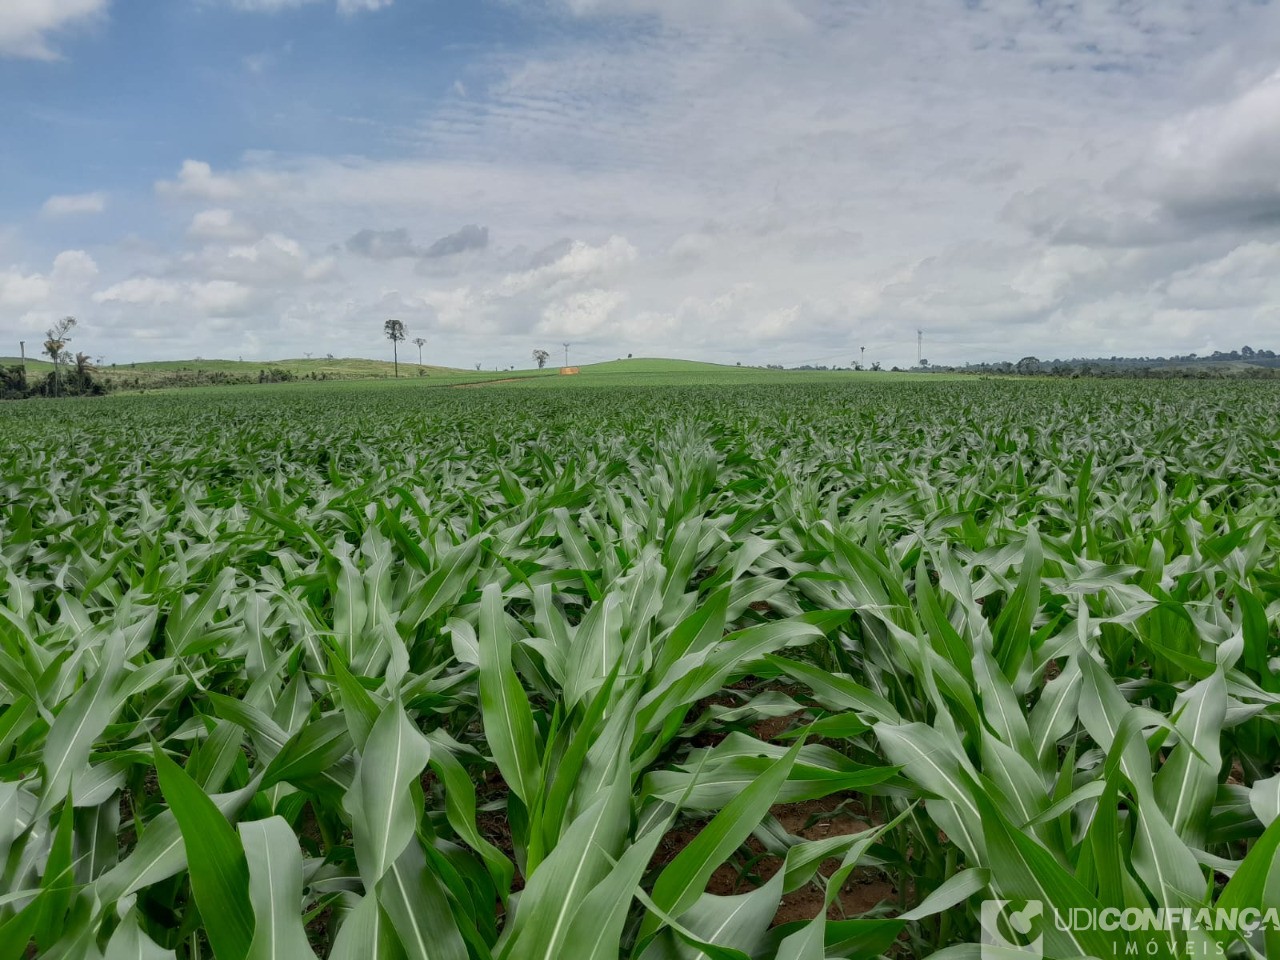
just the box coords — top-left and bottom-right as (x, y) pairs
(2, 317), (108, 399)
(913, 345), (1280, 379)
(767, 362), (884, 372)
(1, 356), (108, 400)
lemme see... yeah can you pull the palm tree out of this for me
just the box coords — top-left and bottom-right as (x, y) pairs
(413, 337), (427, 368)
(384, 318), (406, 377)
(43, 316), (76, 397)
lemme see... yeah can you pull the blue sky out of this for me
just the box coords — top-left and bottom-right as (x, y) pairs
(2, 1), (1280, 368)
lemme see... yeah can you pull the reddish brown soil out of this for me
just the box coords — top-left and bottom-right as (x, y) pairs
(751, 711), (803, 741)
(648, 791), (896, 927)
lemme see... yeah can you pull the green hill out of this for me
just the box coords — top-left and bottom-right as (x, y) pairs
(0, 355), (464, 388)
(1, 354), (912, 394)
(449, 357), (926, 388)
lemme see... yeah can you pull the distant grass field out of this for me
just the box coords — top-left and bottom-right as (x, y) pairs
(0, 355), (461, 387)
(2, 355), (924, 393)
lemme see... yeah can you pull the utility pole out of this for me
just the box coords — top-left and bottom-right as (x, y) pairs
(563, 342), (570, 367)
(18, 341), (25, 375)
(860, 346), (865, 369)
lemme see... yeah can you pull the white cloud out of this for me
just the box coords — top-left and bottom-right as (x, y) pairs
(537, 289), (625, 337)
(187, 232), (338, 285)
(1142, 68), (1280, 227)
(1163, 242), (1280, 309)
(190, 280), (255, 316)
(51, 250), (99, 288)
(498, 236), (637, 296)
(0, 0), (106, 60)
(0, 250), (97, 309)
(41, 192), (106, 217)
(156, 160), (246, 202)
(188, 208), (259, 242)
(92, 277), (181, 306)
(93, 277), (255, 317)
(0, 269), (52, 309)
(225, 0), (393, 13)
(548, 0), (809, 34)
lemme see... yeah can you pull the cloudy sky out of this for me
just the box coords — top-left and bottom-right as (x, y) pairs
(2, 1), (1279, 369)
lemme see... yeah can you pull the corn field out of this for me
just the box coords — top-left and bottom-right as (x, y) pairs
(1, 379), (1278, 959)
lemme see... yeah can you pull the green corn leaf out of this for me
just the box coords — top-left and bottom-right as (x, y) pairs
(324, 646), (384, 751)
(642, 737), (804, 940)
(104, 910), (176, 960)
(499, 768), (629, 960)
(37, 633), (126, 817)
(260, 714), (353, 790)
(376, 838), (468, 960)
(976, 788), (1117, 959)
(239, 817), (317, 960)
(556, 822), (670, 960)
(1214, 813), (1280, 954)
(152, 743), (255, 960)
(327, 894), (406, 960)
(424, 731), (514, 898)
(478, 582), (542, 806)
(94, 779), (260, 902)
(344, 699), (431, 889)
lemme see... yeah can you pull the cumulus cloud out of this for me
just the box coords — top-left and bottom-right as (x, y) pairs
(179, 232), (340, 288)
(156, 160), (246, 202)
(1008, 68), (1280, 249)
(51, 250), (99, 288)
(493, 236), (637, 300)
(225, 0), (393, 13)
(1141, 69), (1280, 230)
(188, 209), (258, 242)
(546, 0), (810, 34)
(0, 250), (97, 310)
(346, 228), (421, 260)
(92, 277), (182, 306)
(0, 269), (52, 309)
(93, 278), (256, 316)
(538, 288), (625, 337)
(1162, 242), (1280, 310)
(423, 225), (490, 259)
(0, 0), (106, 60)
(528, 238), (575, 269)
(41, 192), (106, 217)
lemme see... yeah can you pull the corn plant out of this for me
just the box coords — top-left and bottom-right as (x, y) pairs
(0, 378), (1276, 958)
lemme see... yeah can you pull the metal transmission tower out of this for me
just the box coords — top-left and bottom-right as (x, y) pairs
(563, 342), (570, 367)
(917, 329), (923, 365)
